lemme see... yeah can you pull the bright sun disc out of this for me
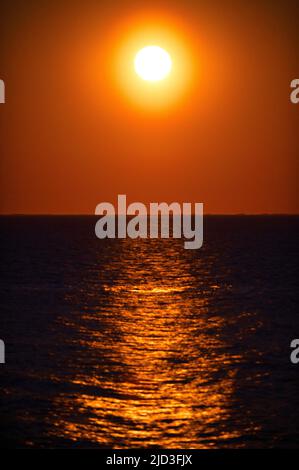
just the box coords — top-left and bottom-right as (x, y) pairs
(134, 46), (172, 82)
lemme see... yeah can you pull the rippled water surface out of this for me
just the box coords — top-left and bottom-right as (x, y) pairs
(0, 216), (299, 448)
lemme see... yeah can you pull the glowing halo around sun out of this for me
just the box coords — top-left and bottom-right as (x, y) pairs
(109, 16), (196, 111)
(134, 46), (172, 82)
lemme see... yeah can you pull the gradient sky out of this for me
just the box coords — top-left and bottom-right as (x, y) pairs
(0, 0), (298, 214)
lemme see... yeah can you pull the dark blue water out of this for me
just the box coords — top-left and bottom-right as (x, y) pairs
(0, 216), (299, 448)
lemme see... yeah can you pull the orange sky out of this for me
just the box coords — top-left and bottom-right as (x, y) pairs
(0, 0), (298, 214)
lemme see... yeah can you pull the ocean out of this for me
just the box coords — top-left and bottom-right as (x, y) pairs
(0, 215), (299, 448)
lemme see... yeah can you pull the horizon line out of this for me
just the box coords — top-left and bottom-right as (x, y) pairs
(1, 213), (299, 217)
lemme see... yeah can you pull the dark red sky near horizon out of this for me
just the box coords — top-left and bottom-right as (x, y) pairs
(0, 0), (298, 214)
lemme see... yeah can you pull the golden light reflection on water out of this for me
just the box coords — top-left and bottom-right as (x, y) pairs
(51, 239), (253, 448)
